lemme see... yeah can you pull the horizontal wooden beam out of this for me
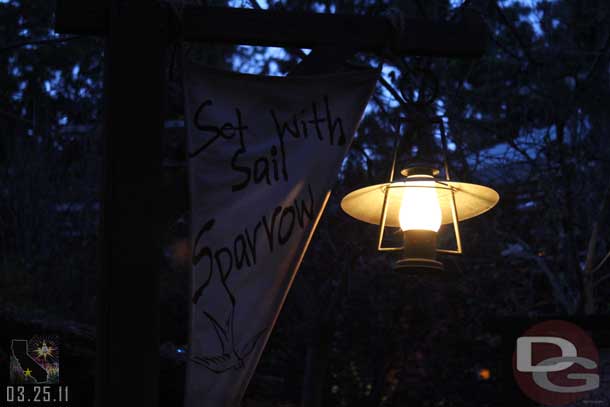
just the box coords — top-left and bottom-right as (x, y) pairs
(55, 2), (487, 58)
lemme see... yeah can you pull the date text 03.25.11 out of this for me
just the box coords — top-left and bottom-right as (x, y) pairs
(5, 385), (69, 405)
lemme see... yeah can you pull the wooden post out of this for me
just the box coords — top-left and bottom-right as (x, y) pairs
(97, 1), (166, 406)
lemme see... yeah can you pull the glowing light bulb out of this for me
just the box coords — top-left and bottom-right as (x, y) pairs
(398, 180), (442, 232)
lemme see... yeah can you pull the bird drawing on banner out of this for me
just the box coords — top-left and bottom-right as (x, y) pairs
(191, 308), (267, 373)
(190, 219), (268, 374)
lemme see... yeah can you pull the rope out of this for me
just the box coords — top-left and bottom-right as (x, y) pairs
(381, 7), (406, 56)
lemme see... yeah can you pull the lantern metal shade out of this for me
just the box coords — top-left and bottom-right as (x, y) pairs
(340, 180), (499, 228)
(340, 114), (500, 272)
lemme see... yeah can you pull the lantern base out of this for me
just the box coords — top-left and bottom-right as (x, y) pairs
(397, 230), (443, 273)
(393, 257), (444, 273)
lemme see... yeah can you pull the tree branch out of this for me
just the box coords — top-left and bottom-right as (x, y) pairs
(584, 25), (610, 83)
(584, 175), (610, 277)
(499, 232), (579, 314)
(0, 35), (83, 53)
(592, 250), (610, 275)
(493, 1), (538, 66)
(579, 173), (610, 313)
(595, 271), (610, 288)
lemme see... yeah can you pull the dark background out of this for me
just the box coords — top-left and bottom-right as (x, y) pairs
(1, 0), (610, 406)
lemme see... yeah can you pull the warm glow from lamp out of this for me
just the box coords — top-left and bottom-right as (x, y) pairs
(398, 180), (442, 232)
(339, 114), (501, 273)
(478, 368), (491, 380)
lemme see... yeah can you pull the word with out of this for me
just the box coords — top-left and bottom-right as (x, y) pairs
(190, 96), (346, 192)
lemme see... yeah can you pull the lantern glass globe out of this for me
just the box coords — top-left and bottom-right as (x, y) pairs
(398, 178), (442, 232)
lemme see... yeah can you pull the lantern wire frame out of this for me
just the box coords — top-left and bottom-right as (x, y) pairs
(376, 116), (462, 254)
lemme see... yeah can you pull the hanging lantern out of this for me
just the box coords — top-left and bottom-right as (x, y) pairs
(341, 116), (499, 273)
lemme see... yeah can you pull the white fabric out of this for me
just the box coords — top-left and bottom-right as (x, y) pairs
(183, 63), (379, 406)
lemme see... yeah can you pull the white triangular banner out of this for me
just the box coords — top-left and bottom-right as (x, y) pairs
(184, 63), (379, 406)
